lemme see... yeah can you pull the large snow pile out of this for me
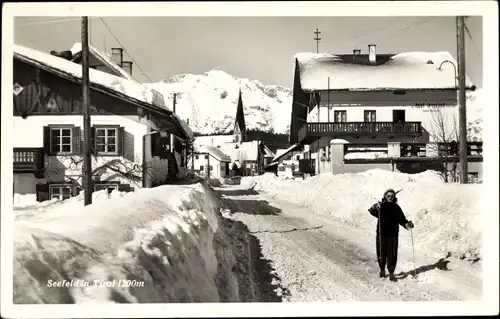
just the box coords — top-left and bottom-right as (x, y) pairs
(242, 169), (482, 262)
(146, 69), (292, 134)
(295, 51), (474, 91)
(14, 184), (256, 303)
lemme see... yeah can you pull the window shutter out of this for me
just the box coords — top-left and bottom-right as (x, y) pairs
(150, 133), (158, 157)
(72, 126), (81, 155)
(90, 127), (96, 154)
(118, 126), (125, 156)
(36, 183), (50, 202)
(117, 183), (131, 192)
(43, 126), (51, 155)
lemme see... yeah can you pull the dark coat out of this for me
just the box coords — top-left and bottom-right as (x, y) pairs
(368, 200), (410, 237)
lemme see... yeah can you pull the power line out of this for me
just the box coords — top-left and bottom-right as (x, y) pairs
(464, 21), (482, 61)
(350, 17), (404, 43)
(385, 17), (434, 41)
(98, 17), (153, 82)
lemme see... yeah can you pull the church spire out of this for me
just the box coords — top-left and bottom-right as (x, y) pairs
(233, 88), (246, 143)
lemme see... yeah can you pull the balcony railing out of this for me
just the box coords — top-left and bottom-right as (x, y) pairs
(298, 121), (422, 143)
(13, 148), (45, 175)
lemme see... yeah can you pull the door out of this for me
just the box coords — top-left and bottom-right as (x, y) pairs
(393, 110), (406, 122)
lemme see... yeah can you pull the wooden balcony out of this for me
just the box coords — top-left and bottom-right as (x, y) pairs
(298, 121), (422, 144)
(13, 147), (45, 177)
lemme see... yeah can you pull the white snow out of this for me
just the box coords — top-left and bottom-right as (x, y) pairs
(295, 51), (474, 91)
(466, 89), (484, 141)
(146, 69), (292, 134)
(13, 184), (249, 303)
(344, 152), (388, 160)
(70, 42), (135, 81)
(242, 169), (482, 262)
(218, 141), (260, 163)
(14, 44), (193, 140)
(272, 144), (300, 162)
(193, 135), (235, 148)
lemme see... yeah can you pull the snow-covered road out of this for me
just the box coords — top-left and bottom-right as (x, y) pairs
(217, 186), (482, 302)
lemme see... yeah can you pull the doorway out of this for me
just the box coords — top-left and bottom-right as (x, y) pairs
(393, 110), (406, 122)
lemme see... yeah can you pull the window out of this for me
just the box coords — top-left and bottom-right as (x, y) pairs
(94, 184), (118, 194)
(209, 165), (213, 171)
(205, 154), (209, 160)
(334, 111), (347, 122)
(195, 155), (199, 160)
(200, 165), (204, 171)
(364, 110), (376, 122)
(50, 127), (72, 154)
(49, 184), (72, 200)
(296, 155), (300, 161)
(95, 127), (118, 155)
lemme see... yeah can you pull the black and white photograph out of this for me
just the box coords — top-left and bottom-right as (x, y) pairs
(1, 1), (498, 318)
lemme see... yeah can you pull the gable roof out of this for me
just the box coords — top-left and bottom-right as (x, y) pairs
(70, 43), (134, 81)
(272, 143), (300, 163)
(295, 51), (475, 92)
(262, 143), (275, 157)
(196, 145), (231, 162)
(14, 44), (193, 140)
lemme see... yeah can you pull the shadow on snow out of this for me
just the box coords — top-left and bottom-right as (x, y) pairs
(396, 257), (451, 280)
(222, 198), (282, 216)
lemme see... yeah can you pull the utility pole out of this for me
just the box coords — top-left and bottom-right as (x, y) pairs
(457, 16), (468, 183)
(314, 28), (321, 53)
(81, 17), (92, 205)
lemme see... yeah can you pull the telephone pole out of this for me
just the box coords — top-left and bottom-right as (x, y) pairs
(314, 28), (321, 53)
(82, 17), (93, 204)
(457, 16), (468, 183)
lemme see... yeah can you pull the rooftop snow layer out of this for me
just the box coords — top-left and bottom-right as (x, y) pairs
(273, 143), (300, 162)
(14, 44), (193, 139)
(218, 141), (260, 162)
(70, 42), (135, 81)
(294, 51), (474, 91)
(196, 145), (232, 162)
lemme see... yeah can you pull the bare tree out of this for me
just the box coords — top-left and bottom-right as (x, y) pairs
(428, 108), (460, 183)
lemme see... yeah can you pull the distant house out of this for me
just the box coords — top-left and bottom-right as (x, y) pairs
(193, 145), (231, 179)
(193, 88), (272, 176)
(289, 46), (481, 178)
(270, 144), (305, 178)
(12, 44), (192, 205)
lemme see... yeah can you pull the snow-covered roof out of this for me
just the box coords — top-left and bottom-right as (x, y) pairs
(196, 145), (231, 162)
(294, 51), (474, 91)
(272, 143), (300, 162)
(70, 42), (135, 81)
(218, 141), (260, 162)
(262, 144), (275, 157)
(14, 44), (193, 140)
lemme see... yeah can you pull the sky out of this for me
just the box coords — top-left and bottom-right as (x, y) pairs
(14, 16), (483, 88)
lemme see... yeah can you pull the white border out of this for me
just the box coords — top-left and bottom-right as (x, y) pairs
(2, 1), (498, 318)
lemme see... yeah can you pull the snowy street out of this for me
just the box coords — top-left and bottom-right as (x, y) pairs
(217, 185), (482, 302)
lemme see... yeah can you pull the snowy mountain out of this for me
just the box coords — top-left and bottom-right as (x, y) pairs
(145, 69), (292, 135)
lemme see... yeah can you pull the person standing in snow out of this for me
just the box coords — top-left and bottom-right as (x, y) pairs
(368, 188), (414, 282)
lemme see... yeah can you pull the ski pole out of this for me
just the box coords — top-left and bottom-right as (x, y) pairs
(410, 228), (416, 278)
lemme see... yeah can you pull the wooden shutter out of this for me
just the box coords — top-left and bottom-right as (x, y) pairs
(150, 133), (158, 157)
(72, 126), (81, 155)
(43, 126), (51, 155)
(35, 183), (50, 202)
(90, 127), (96, 154)
(118, 126), (125, 156)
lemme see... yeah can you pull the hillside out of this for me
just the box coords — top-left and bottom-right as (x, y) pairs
(146, 69), (292, 135)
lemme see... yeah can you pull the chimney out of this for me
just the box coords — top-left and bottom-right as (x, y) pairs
(111, 47), (123, 66)
(368, 44), (377, 64)
(122, 61), (133, 75)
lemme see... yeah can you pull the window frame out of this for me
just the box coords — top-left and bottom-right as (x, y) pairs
(364, 110), (377, 122)
(50, 126), (73, 155)
(333, 110), (347, 123)
(94, 183), (119, 194)
(94, 126), (119, 156)
(49, 184), (72, 201)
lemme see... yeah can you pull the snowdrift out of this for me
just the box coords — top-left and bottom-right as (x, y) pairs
(14, 184), (255, 303)
(242, 169), (482, 262)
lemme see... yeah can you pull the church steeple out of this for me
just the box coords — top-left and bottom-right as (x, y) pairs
(233, 88), (246, 143)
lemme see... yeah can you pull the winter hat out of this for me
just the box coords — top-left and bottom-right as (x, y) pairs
(384, 188), (396, 197)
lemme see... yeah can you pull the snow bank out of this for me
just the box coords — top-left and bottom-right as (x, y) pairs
(14, 184), (254, 303)
(242, 169), (482, 262)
